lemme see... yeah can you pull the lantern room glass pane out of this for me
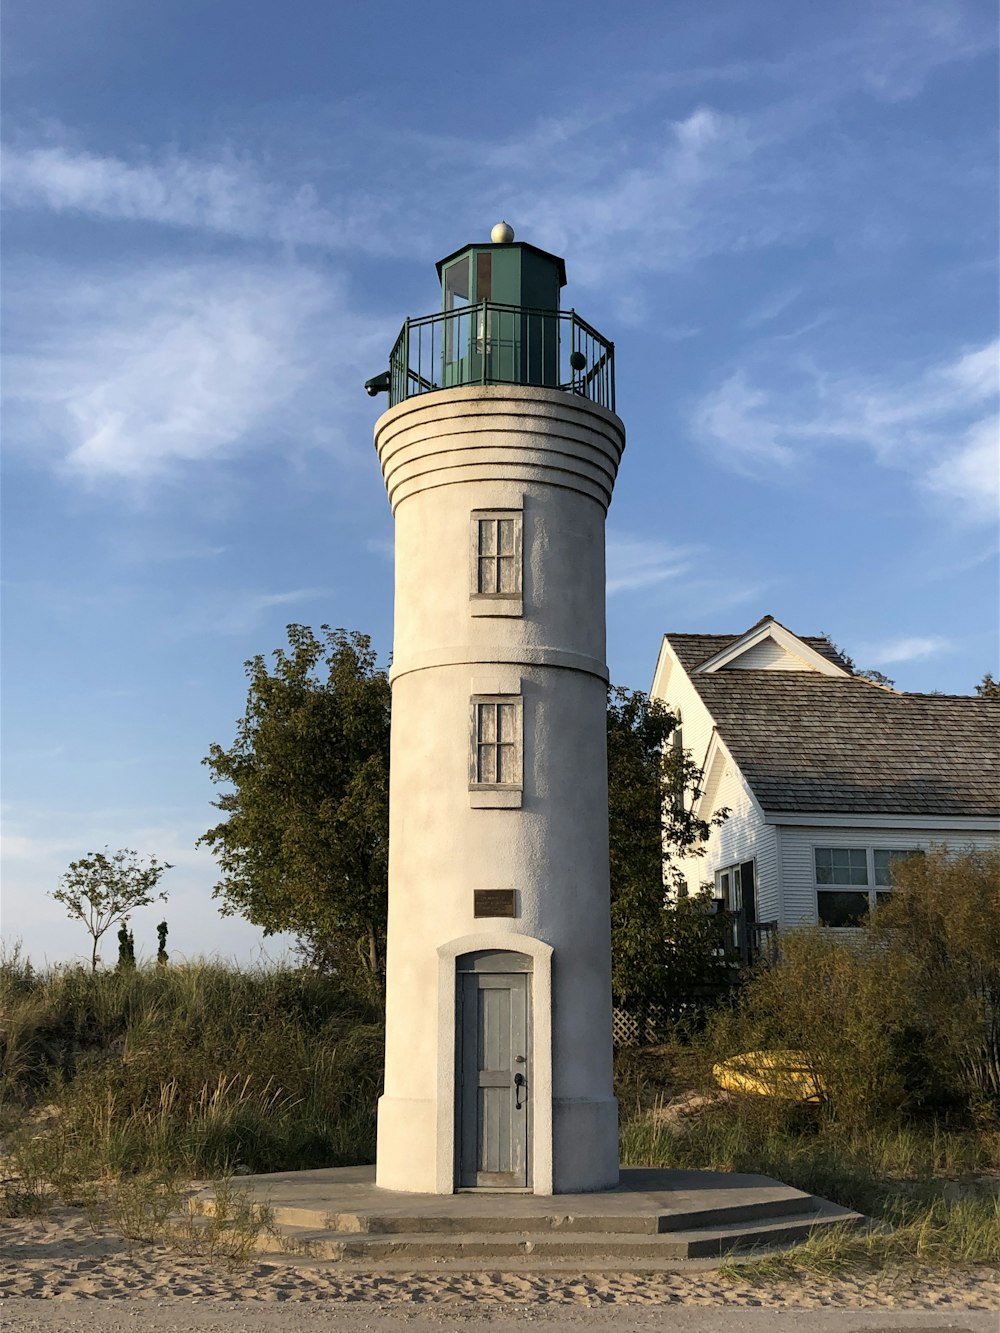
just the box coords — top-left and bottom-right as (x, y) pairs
(476, 252), (492, 302)
(445, 259), (470, 310)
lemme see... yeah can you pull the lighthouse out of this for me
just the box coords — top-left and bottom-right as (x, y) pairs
(369, 224), (624, 1195)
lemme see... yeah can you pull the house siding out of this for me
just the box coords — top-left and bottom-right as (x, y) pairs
(723, 638), (819, 671)
(778, 825), (1000, 926)
(650, 645), (715, 770)
(675, 760), (779, 921)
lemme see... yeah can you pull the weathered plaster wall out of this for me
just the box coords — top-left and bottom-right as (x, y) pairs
(375, 386), (625, 1195)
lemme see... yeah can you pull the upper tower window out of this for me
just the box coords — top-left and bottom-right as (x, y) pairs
(478, 516), (516, 594)
(470, 506), (523, 617)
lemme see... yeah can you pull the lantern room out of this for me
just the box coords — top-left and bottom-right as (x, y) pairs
(367, 223), (614, 412)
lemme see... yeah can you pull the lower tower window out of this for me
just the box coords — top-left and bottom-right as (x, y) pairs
(470, 693), (523, 807)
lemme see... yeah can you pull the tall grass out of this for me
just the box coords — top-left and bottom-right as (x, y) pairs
(0, 953), (383, 1197)
(617, 1040), (1000, 1272)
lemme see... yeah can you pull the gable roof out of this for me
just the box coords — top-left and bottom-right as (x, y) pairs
(667, 630), (853, 675)
(688, 670), (998, 818)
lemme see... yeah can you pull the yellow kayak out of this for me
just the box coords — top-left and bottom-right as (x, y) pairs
(713, 1050), (824, 1103)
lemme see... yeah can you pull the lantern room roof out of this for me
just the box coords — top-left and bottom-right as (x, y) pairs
(435, 240), (567, 288)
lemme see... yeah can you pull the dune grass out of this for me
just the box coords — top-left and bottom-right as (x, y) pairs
(617, 1041), (1000, 1273)
(4, 947), (997, 1275)
(0, 950), (383, 1205)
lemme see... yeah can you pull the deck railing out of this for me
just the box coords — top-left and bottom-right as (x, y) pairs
(388, 302), (615, 412)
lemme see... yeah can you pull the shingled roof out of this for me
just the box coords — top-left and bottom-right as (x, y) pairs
(667, 630), (853, 674)
(685, 670), (999, 818)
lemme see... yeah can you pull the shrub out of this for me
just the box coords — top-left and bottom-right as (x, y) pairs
(701, 845), (1000, 1128)
(869, 845), (1000, 1110)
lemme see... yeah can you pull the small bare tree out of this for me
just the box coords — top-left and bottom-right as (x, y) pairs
(50, 848), (172, 971)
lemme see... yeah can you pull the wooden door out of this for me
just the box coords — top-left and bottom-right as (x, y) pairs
(457, 970), (530, 1188)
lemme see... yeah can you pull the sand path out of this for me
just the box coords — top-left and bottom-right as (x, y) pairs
(1, 1209), (996, 1331)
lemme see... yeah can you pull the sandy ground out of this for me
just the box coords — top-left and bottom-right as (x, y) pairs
(1, 1208), (997, 1331)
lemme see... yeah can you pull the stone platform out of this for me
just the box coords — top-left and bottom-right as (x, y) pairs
(192, 1165), (867, 1267)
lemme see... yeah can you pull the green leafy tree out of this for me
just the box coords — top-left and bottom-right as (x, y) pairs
(156, 920), (169, 967)
(606, 686), (729, 1027)
(975, 671), (1000, 699)
(50, 848), (172, 972)
(199, 626), (390, 992)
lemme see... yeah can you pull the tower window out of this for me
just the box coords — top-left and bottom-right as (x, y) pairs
(470, 693), (523, 807)
(470, 507), (523, 616)
(478, 517), (516, 594)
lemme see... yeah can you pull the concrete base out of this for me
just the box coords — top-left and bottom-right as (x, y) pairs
(192, 1164), (868, 1266)
(552, 1097), (619, 1193)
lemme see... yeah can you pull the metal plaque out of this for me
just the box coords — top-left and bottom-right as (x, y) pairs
(474, 889), (517, 918)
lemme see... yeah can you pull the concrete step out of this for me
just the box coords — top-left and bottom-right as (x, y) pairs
(257, 1203), (866, 1262)
(260, 1188), (822, 1236)
(189, 1165), (872, 1268)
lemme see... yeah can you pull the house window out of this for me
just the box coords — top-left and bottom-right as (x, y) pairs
(873, 848), (923, 907)
(815, 847), (922, 926)
(470, 509), (523, 616)
(470, 695), (523, 806)
(715, 861), (757, 961)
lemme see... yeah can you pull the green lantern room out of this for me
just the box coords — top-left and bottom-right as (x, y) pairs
(436, 224), (566, 389)
(371, 222), (614, 411)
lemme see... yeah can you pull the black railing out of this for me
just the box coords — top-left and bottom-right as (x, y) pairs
(388, 301), (615, 412)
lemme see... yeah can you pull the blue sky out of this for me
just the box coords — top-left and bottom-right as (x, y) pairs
(3, 0), (997, 966)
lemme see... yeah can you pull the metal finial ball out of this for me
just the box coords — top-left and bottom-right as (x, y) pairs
(569, 350), (587, 372)
(491, 220), (515, 244)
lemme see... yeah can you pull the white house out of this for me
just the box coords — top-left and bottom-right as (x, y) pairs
(650, 616), (1000, 955)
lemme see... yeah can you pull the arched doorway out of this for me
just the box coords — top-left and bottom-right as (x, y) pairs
(455, 950), (533, 1189)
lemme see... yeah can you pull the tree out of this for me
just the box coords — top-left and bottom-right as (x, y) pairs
(606, 686), (729, 1024)
(116, 922), (136, 971)
(50, 848), (172, 972)
(156, 920), (169, 966)
(199, 626), (390, 992)
(975, 672), (1000, 699)
(855, 667), (895, 689)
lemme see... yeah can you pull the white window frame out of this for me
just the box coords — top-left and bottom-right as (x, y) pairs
(813, 845), (923, 927)
(469, 692), (523, 808)
(470, 506), (523, 617)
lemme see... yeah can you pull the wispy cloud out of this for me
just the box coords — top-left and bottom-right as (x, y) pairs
(1, 142), (380, 252)
(860, 634), (955, 664)
(606, 536), (695, 595)
(168, 587), (328, 639)
(694, 339), (1000, 521)
(3, 0), (993, 294)
(4, 259), (390, 484)
(742, 286), (802, 329)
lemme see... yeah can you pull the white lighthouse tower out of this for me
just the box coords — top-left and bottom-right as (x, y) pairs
(369, 224), (624, 1195)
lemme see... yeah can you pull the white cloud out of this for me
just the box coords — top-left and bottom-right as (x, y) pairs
(4, 259), (390, 483)
(742, 286), (802, 329)
(3, 1), (993, 296)
(694, 339), (1000, 521)
(606, 536), (695, 595)
(922, 417), (999, 517)
(1, 143), (378, 252)
(861, 635), (955, 664)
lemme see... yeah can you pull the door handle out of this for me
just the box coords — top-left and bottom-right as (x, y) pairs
(513, 1071), (526, 1111)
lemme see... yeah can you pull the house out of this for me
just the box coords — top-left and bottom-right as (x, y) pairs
(650, 616), (1000, 957)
